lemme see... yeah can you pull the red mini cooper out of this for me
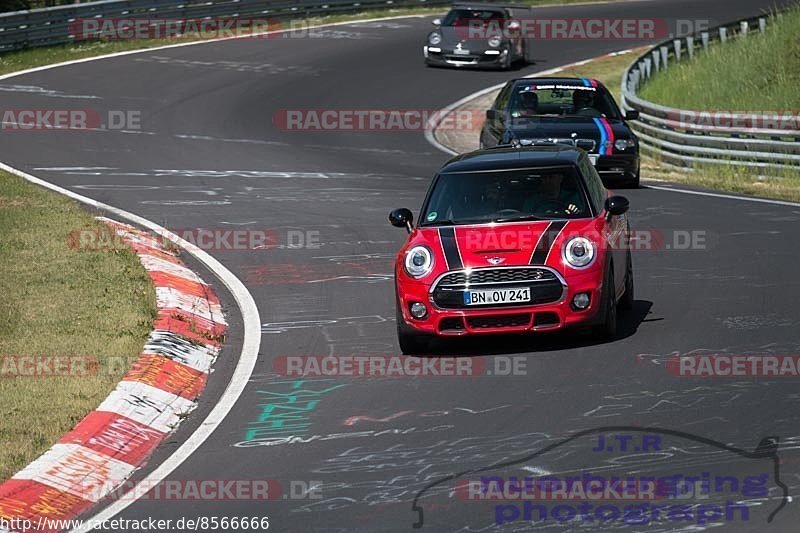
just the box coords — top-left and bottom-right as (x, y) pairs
(389, 145), (633, 353)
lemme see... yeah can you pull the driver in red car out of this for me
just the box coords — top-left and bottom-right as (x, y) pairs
(523, 173), (582, 215)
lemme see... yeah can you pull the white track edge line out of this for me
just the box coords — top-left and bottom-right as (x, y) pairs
(0, 162), (261, 532)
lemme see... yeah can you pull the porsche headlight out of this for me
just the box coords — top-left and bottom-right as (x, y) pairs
(614, 138), (636, 151)
(563, 237), (595, 268)
(404, 246), (434, 278)
(428, 32), (442, 45)
(488, 36), (502, 47)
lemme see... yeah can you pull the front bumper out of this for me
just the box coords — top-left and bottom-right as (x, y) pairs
(424, 45), (508, 68)
(595, 153), (639, 181)
(397, 268), (605, 336)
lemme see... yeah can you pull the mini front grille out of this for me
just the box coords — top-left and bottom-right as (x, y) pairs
(432, 267), (564, 309)
(467, 313), (531, 329)
(438, 268), (557, 287)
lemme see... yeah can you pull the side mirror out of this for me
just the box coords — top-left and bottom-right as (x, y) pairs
(432, 18), (441, 26)
(625, 110), (640, 121)
(605, 196), (630, 218)
(389, 208), (414, 233)
(485, 109), (497, 120)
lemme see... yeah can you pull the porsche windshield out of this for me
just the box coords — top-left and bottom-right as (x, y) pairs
(421, 167), (590, 225)
(509, 84), (621, 119)
(442, 9), (507, 26)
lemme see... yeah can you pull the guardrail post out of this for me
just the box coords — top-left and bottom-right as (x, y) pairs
(701, 31), (709, 51)
(686, 36), (694, 59)
(759, 18), (766, 33)
(660, 46), (669, 68)
(652, 50), (660, 71)
(640, 59), (649, 79)
(673, 39), (682, 61)
(719, 26), (727, 43)
(740, 21), (749, 37)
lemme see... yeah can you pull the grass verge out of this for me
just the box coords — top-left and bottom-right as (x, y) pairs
(0, 171), (156, 481)
(638, 6), (800, 110)
(0, 0), (625, 76)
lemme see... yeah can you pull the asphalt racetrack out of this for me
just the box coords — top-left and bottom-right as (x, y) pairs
(2, 0), (800, 530)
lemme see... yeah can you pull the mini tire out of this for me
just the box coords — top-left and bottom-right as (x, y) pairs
(396, 300), (431, 355)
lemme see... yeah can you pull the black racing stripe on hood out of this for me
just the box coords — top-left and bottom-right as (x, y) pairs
(529, 220), (568, 265)
(438, 227), (463, 270)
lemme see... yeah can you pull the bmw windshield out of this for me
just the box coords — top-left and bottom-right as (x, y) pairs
(420, 167), (590, 226)
(509, 84), (622, 120)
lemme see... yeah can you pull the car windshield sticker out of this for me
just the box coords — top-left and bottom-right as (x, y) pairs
(427, 212), (438, 221)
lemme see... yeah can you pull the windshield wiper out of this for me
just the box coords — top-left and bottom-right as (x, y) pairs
(420, 219), (479, 227)
(492, 214), (546, 223)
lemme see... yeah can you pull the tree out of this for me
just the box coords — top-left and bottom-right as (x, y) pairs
(0, 0), (32, 13)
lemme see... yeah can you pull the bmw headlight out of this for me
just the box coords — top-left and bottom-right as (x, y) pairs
(428, 32), (442, 45)
(488, 36), (502, 47)
(614, 138), (636, 151)
(404, 246), (434, 278)
(563, 237), (595, 268)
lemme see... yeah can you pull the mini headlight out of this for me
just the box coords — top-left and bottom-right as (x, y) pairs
(428, 32), (442, 45)
(404, 246), (434, 278)
(563, 237), (595, 268)
(614, 138), (636, 151)
(488, 36), (502, 47)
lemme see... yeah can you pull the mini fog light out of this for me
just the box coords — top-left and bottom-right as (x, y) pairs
(572, 293), (590, 310)
(410, 302), (428, 319)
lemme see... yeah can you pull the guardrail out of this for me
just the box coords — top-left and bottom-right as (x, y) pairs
(0, 0), (449, 53)
(620, 12), (800, 170)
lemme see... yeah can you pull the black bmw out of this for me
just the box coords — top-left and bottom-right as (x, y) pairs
(480, 77), (641, 187)
(424, 3), (532, 70)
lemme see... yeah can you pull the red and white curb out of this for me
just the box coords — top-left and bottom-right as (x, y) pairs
(0, 217), (227, 532)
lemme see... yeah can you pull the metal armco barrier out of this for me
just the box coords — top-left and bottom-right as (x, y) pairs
(0, 0), (449, 53)
(620, 12), (800, 170)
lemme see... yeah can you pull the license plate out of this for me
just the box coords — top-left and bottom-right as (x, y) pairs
(589, 154), (599, 165)
(453, 48), (470, 55)
(464, 287), (530, 306)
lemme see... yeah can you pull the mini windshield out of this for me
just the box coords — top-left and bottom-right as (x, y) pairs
(421, 167), (590, 225)
(508, 84), (620, 119)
